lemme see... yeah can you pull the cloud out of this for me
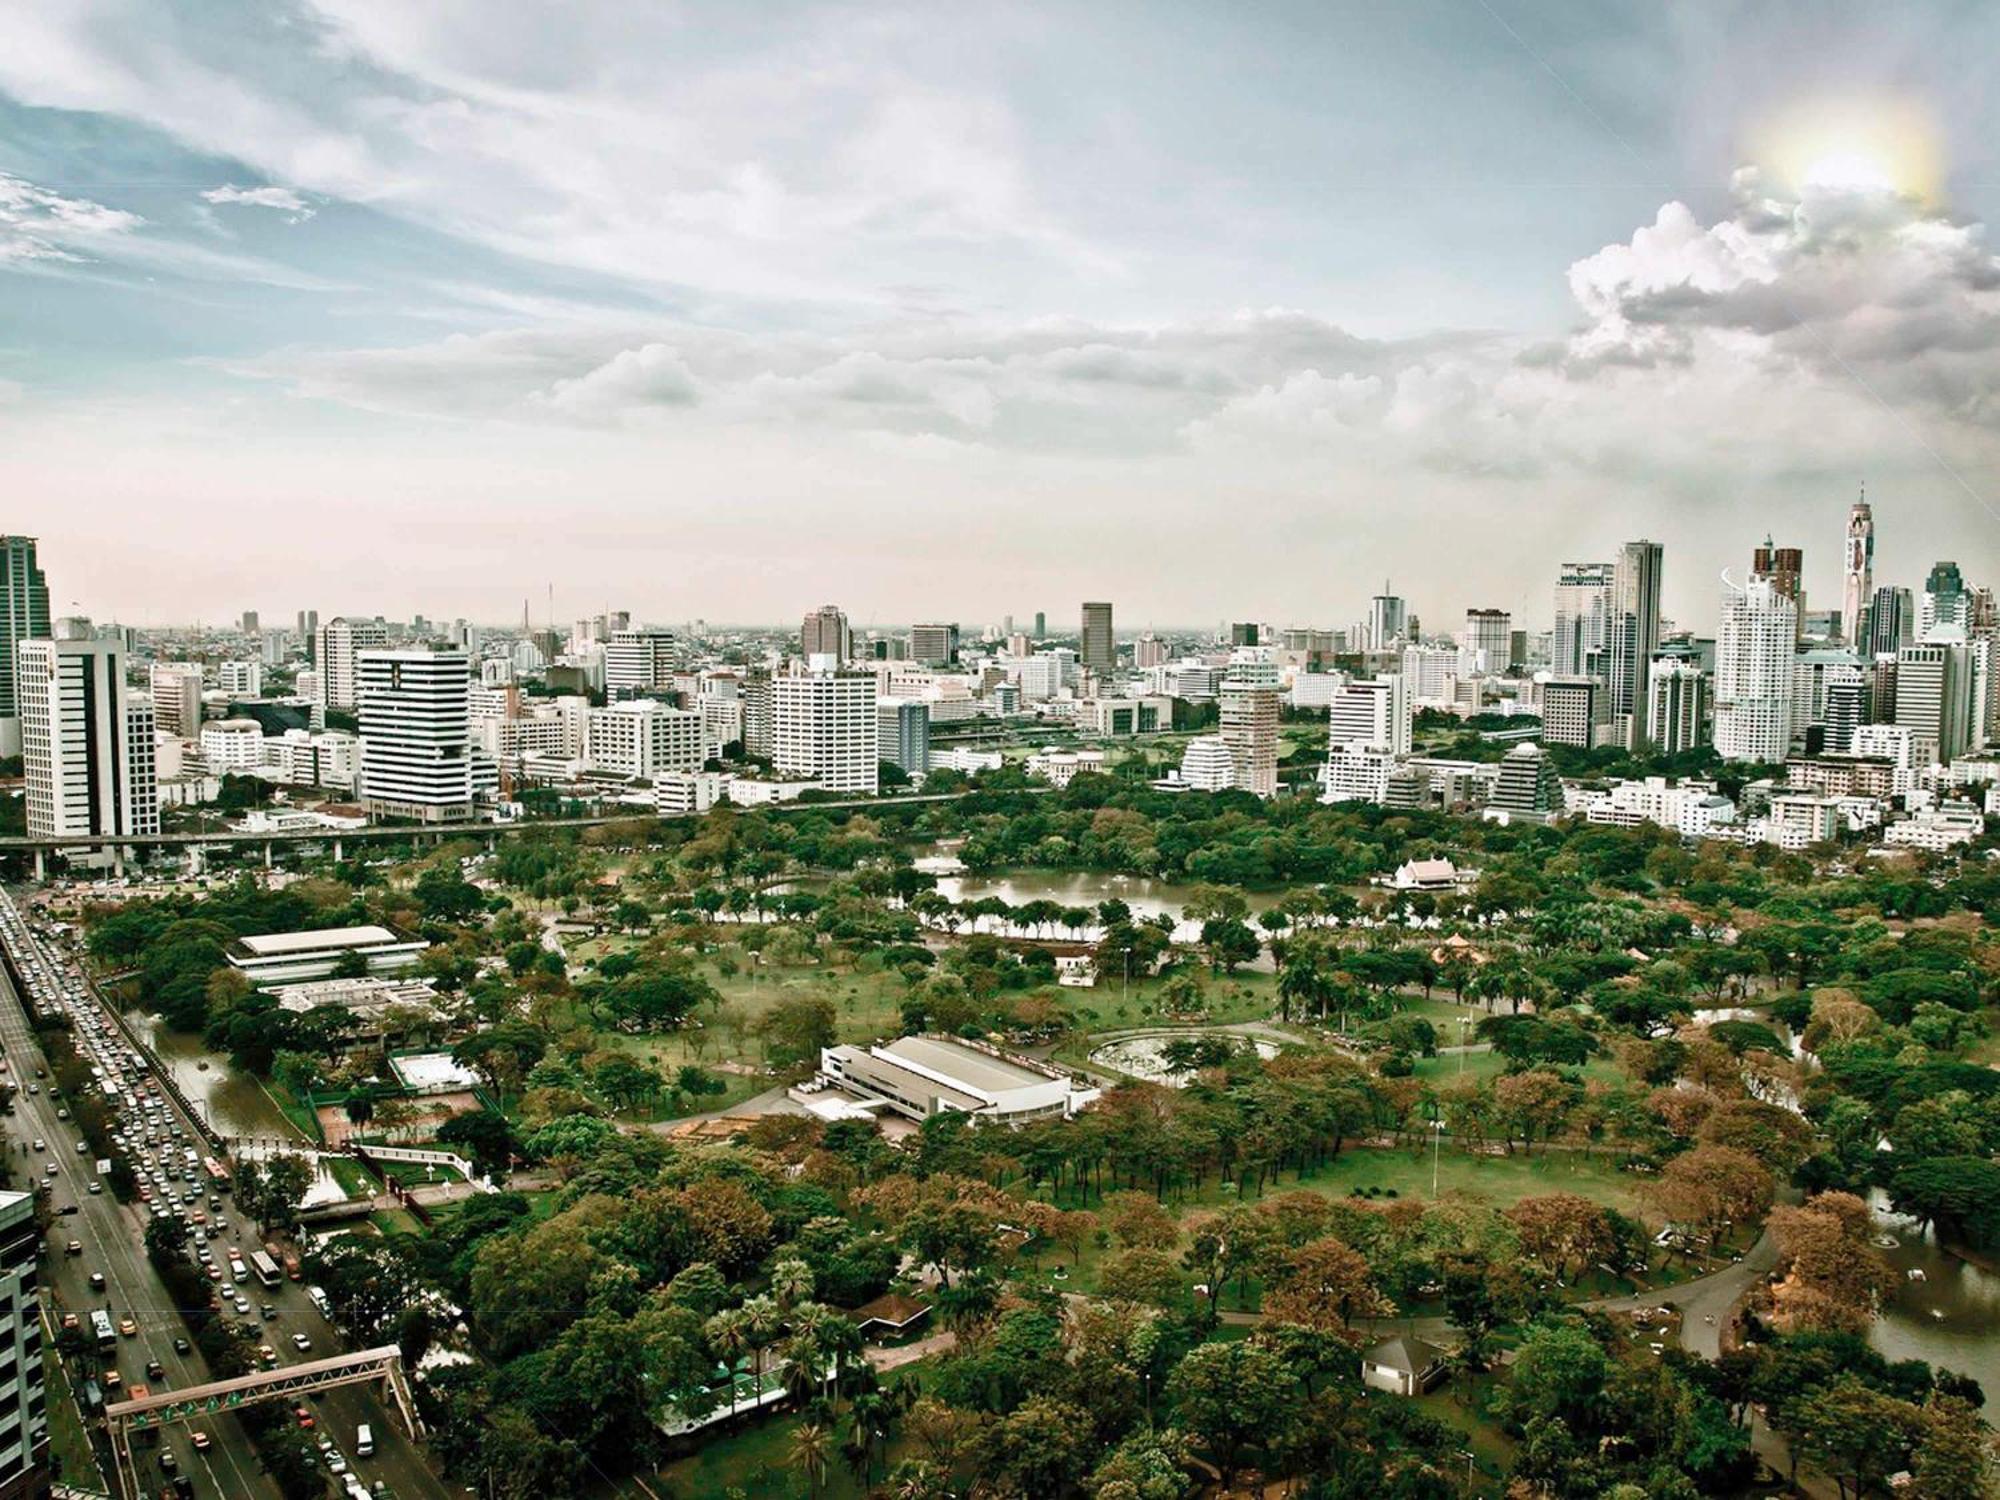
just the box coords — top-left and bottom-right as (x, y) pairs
(0, 173), (140, 263)
(201, 184), (315, 221)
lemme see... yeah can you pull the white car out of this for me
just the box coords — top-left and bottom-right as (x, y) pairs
(291, 1333), (312, 1353)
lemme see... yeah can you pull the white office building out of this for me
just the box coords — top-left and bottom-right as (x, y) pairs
(149, 661), (204, 739)
(1714, 579), (1797, 763)
(0, 1191), (46, 1497)
(1178, 735), (1236, 791)
(586, 700), (704, 780)
(357, 649), (474, 821)
(218, 659), (263, 697)
(316, 617), (389, 711)
(1645, 659), (1709, 756)
(774, 668), (878, 794)
(605, 630), (679, 700)
(198, 718), (265, 770)
(1220, 654), (1281, 797)
(1328, 673), (1411, 755)
(878, 697), (930, 777)
(19, 637), (159, 839)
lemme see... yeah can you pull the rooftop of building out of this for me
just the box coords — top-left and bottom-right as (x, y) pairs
(232, 924), (406, 957)
(878, 1035), (1058, 1093)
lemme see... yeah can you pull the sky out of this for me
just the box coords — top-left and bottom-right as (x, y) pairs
(2, 1), (1999, 634)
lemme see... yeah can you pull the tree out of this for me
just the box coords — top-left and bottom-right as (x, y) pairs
(981, 1395), (1096, 1498)
(1767, 1192), (1897, 1335)
(1506, 1194), (1613, 1283)
(757, 994), (836, 1068)
(790, 1420), (834, 1500)
(1166, 1340), (1299, 1487)
(259, 1153), (314, 1233)
(1264, 1234), (1388, 1334)
(437, 1109), (518, 1179)
(1508, 1320), (1608, 1432)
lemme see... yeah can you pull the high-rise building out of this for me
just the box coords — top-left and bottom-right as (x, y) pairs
(1607, 540), (1664, 745)
(1178, 736), (1236, 792)
(801, 605), (851, 662)
(357, 649), (474, 822)
(1895, 641), (1976, 764)
(218, 660), (262, 698)
(1328, 674), (1411, 755)
(1921, 560), (1970, 639)
(1230, 623), (1260, 647)
(586, 700), (703, 779)
(741, 669), (775, 759)
(316, 617), (388, 711)
(1867, 585), (1913, 658)
(1080, 602), (1115, 672)
(298, 609), (319, 662)
(0, 537), (50, 759)
(1219, 654), (1281, 797)
(1750, 537), (1804, 602)
(1822, 667), (1868, 754)
(20, 637), (159, 839)
(604, 630), (679, 700)
(774, 667), (878, 793)
(1540, 677), (1604, 748)
(1646, 658), (1710, 756)
(1714, 578), (1797, 763)
(1842, 493), (1874, 646)
(0, 1191), (46, 1499)
(1368, 588), (1407, 650)
(1552, 561), (1614, 680)
(240, 609), (260, 635)
(1464, 609), (1512, 673)
(1033, 611), (1046, 639)
(910, 623), (961, 666)
(1133, 634), (1168, 669)
(877, 697), (930, 778)
(1488, 742), (1561, 819)
(148, 662), (205, 739)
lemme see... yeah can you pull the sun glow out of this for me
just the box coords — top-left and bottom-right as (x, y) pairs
(1756, 96), (1942, 202)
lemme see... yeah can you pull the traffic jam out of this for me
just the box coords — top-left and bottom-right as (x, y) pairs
(0, 893), (385, 1499)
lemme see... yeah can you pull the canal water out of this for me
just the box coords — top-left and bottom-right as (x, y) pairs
(121, 1008), (300, 1141)
(1867, 1198), (2000, 1401)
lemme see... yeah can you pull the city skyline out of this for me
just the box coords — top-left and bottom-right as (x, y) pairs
(1, 5), (1998, 624)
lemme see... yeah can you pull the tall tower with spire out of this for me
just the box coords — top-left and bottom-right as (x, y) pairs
(1843, 487), (1874, 647)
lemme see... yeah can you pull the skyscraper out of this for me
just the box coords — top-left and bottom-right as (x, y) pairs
(1842, 492), (1874, 647)
(298, 609), (319, 662)
(1219, 652), (1281, 797)
(0, 537), (50, 759)
(149, 661), (204, 739)
(1750, 537), (1804, 602)
(357, 649), (475, 822)
(1552, 562), (1614, 679)
(910, 623), (960, 666)
(1921, 561), (1970, 639)
(1714, 578), (1797, 763)
(1328, 674), (1411, 755)
(1607, 540), (1664, 746)
(19, 637), (159, 839)
(1080, 602), (1114, 672)
(877, 697), (931, 777)
(1895, 641), (1976, 764)
(1367, 587), (1407, 650)
(801, 605), (851, 662)
(1867, 585), (1913, 657)
(1646, 658), (1710, 756)
(316, 617), (388, 711)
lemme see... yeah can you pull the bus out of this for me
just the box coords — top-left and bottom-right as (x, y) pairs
(248, 1251), (282, 1288)
(202, 1157), (230, 1186)
(89, 1310), (115, 1351)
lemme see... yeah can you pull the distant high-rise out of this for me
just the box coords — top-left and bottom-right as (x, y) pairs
(604, 630), (679, 700)
(357, 649), (474, 822)
(1552, 562), (1614, 680)
(1921, 560), (1970, 639)
(1895, 641), (1976, 764)
(877, 697), (930, 777)
(20, 636), (159, 839)
(1867, 586), (1913, 657)
(910, 622), (961, 666)
(1230, 622), (1260, 647)
(0, 536), (50, 759)
(148, 662), (205, 738)
(1080, 602), (1114, 672)
(1488, 742), (1561, 819)
(1714, 578), (1796, 763)
(1842, 494), (1874, 646)
(1219, 653), (1281, 797)
(298, 609), (319, 662)
(801, 605), (851, 662)
(1646, 658), (1710, 756)
(1540, 678), (1604, 749)
(1750, 537), (1804, 602)
(316, 617), (387, 711)
(1464, 609), (1512, 674)
(1328, 674), (1411, 756)
(1033, 611), (1046, 640)
(1607, 540), (1664, 746)
(1367, 588), (1407, 650)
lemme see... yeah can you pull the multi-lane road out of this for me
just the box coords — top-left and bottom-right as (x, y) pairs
(0, 892), (452, 1500)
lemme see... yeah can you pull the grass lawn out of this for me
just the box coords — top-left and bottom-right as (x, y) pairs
(41, 1334), (103, 1491)
(323, 1157), (378, 1201)
(1068, 969), (1280, 1033)
(1413, 1386), (1517, 1498)
(1409, 1048), (1625, 1090)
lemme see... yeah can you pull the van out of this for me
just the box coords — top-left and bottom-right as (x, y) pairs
(354, 1423), (373, 1458)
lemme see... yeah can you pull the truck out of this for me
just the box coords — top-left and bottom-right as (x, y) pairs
(249, 1250), (282, 1288)
(89, 1310), (116, 1351)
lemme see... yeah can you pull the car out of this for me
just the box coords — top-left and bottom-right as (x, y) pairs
(295, 1406), (315, 1430)
(59, 1313), (77, 1332)
(172, 1337), (190, 1355)
(159, 1449), (177, 1473)
(102, 1369), (121, 1391)
(30, 1140), (41, 1152)
(291, 1333), (312, 1352)
(257, 1344), (278, 1367)
(189, 1431), (211, 1453)
(87, 1272), (105, 1291)
(327, 1450), (348, 1476)
(145, 1360), (164, 1380)
(64, 1240), (80, 1256)
(43, 1163), (55, 1177)
(232, 1296), (250, 1315)
(206, 1266), (222, 1280)
(119, 1319), (137, 1337)
(86, 1182), (101, 1195)
(57, 1204), (78, 1216)
(260, 1304), (277, 1321)
(26, 1084), (36, 1095)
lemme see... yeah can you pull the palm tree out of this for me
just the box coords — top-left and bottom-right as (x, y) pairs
(788, 1420), (832, 1499)
(770, 1258), (815, 1310)
(704, 1307), (750, 1413)
(741, 1294), (783, 1388)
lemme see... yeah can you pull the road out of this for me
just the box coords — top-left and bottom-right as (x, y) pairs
(0, 894), (451, 1500)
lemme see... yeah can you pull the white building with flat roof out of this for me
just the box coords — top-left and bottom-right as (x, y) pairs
(774, 667), (878, 794)
(226, 925), (429, 984)
(586, 700), (703, 780)
(358, 649), (474, 822)
(815, 1035), (1098, 1124)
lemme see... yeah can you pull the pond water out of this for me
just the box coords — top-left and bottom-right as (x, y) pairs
(1867, 1196), (2000, 1401)
(929, 870), (1286, 945)
(122, 1008), (299, 1141)
(1089, 1032), (1281, 1086)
